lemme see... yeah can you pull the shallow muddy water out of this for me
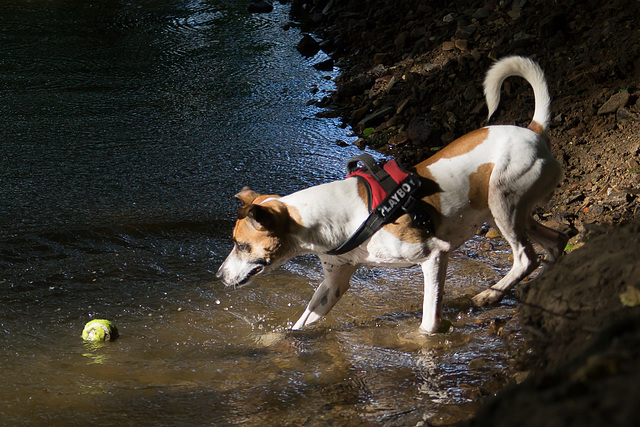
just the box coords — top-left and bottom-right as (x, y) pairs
(0, 1), (525, 425)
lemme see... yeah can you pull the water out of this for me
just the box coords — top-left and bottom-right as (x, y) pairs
(0, 1), (524, 425)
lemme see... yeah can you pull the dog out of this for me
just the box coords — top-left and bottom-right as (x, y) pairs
(216, 56), (567, 333)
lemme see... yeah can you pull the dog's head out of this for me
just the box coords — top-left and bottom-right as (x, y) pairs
(216, 187), (298, 288)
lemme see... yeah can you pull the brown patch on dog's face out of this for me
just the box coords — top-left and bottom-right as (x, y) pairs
(233, 199), (297, 262)
(468, 163), (494, 211)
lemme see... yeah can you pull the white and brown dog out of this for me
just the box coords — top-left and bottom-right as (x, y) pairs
(217, 56), (567, 333)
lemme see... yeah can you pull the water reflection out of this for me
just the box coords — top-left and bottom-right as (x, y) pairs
(82, 341), (109, 365)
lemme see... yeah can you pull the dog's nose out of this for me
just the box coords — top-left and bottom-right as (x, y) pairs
(215, 263), (225, 279)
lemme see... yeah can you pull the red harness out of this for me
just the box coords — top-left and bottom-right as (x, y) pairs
(348, 160), (409, 211)
(326, 154), (433, 256)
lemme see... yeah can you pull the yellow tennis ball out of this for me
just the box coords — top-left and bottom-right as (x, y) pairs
(82, 319), (119, 341)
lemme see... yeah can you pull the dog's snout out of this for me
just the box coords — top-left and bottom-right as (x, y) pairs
(215, 261), (227, 280)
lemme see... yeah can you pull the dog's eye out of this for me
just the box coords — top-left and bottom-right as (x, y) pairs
(234, 241), (252, 253)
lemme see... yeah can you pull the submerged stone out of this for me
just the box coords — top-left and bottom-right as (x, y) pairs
(247, 0), (274, 13)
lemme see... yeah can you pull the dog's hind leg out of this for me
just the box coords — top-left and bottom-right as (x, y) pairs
(473, 189), (540, 307)
(292, 262), (358, 330)
(473, 231), (538, 306)
(527, 218), (568, 269)
(419, 249), (449, 333)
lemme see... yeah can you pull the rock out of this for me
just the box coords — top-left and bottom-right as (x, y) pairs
(486, 229), (501, 239)
(473, 7), (490, 19)
(373, 52), (391, 65)
(389, 131), (410, 146)
(442, 41), (456, 51)
(606, 188), (629, 206)
(247, 0), (273, 13)
(598, 91), (630, 115)
(313, 58), (334, 71)
(441, 132), (456, 144)
(352, 104), (370, 121)
(407, 116), (434, 145)
(468, 357), (491, 369)
(394, 32), (409, 49)
(512, 371), (530, 384)
(455, 39), (469, 51)
(463, 84), (477, 101)
(455, 26), (476, 39)
(358, 105), (395, 128)
(296, 34), (320, 57)
(616, 107), (637, 122)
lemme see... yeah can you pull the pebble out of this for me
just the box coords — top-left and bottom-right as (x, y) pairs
(455, 26), (476, 39)
(247, 0), (273, 13)
(296, 34), (320, 57)
(462, 84), (478, 101)
(473, 8), (490, 19)
(373, 52), (390, 65)
(313, 58), (334, 71)
(597, 91), (630, 115)
(394, 32), (408, 49)
(455, 39), (469, 51)
(358, 105), (395, 128)
(485, 229), (501, 239)
(442, 41), (455, 51)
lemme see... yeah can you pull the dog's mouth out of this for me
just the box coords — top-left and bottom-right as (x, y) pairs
(235, 265), (265, 288)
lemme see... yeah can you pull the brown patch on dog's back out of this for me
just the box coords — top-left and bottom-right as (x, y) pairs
(468, 163), (494, 210)
(395, 128), (491, 242)
(416, 128), (490, 168)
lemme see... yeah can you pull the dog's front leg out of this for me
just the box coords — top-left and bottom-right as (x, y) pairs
(292, 261), (357, 330)
(419, 250), (449, 333)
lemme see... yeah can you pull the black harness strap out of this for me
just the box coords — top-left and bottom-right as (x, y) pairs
(346, 154), (398, 195)
(326, 154), (433, 256)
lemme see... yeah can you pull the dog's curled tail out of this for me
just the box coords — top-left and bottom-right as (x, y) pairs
(483, 56), (550, 134)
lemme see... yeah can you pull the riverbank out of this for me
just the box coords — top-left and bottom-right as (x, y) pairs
(288, 0), (640, 425)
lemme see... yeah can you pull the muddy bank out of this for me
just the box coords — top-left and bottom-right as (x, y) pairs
(287, 0), (640, 424)
(292, 0), (640, 226)
(468, 218), (640, 426)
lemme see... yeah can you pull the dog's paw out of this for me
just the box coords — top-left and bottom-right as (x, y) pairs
(419, 318), (452, 335)
(472, 289), (504, 307)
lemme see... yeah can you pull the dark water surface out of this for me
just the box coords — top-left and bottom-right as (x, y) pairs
(0, 1), (524, 425)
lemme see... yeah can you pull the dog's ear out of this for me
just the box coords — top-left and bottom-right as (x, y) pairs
(235, 186), (261, 208)
(241, 203), (289, 232)
(248, 204), (277, 231)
